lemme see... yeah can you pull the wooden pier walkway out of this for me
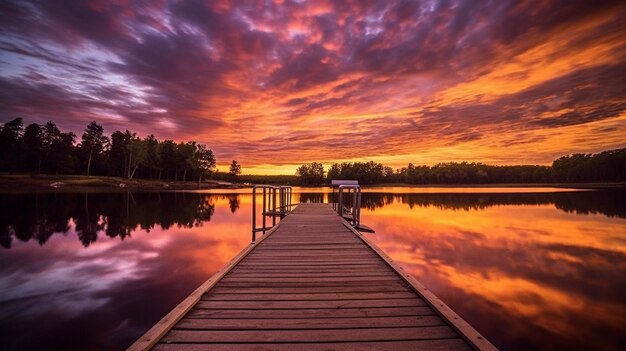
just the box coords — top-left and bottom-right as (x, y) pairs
(129, 203), (496, 351)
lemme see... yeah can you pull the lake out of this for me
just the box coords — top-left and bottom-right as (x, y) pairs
(1, 187), (625, 350)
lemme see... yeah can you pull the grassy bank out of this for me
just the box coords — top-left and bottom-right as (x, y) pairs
(0, 173), (242, 192)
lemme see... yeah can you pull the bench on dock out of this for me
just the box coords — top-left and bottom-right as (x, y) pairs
(128, 203), (496, 351)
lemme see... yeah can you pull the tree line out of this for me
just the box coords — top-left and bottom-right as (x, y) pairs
(2, 117), (625, 185)
(0, 118), (220, 182)
(297, 148), (626, 185)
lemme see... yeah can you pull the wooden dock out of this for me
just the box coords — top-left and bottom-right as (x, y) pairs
(129, 203), (496, 351)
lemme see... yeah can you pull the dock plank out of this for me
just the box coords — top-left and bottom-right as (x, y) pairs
(185, 306), (437, 319)
(195, 298), (426, 309)
(161, 326), (458, 343)
(206, 286), (412, 294)
(174, 315), (446, 330)
(202, 292), (417, 300)
(153, 339), (472, 351)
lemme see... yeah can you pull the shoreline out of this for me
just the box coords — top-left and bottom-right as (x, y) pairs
(1, 174), (624, 193)
(0, 174), (242, 192)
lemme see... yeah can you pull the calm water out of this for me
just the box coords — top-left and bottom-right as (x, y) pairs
(1, 188), (625, 350)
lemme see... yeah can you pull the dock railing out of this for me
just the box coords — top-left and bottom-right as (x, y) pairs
(251, 185), (293, 242)
(331, 180), (374, 233)
(337, 185), (361, 227)
(331, 180), (362, 226)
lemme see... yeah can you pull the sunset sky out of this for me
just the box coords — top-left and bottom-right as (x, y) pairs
(1, 0), (625, 174)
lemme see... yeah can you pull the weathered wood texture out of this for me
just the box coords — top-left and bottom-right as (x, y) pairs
(138, 203), (496, 351)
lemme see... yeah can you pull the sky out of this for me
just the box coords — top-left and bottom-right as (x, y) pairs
(0, 0), (625, 175)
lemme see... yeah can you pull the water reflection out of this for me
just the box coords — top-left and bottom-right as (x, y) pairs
(358, 191), (626, 218)
(3, 191), (623, 250)
(228, 194), (240, 213)
(0, 192), (229, 248)
(0, 189), (625, 351)
(359, 190), (626, 351)
(0, 192), (250, 351)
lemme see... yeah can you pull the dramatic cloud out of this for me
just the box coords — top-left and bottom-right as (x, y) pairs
(1, 0), (625, 173)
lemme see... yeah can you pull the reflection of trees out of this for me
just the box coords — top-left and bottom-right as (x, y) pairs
(228, 195), (240, 214)
(361, 194), (396, 210)
(359, 191), (626, 218)
(290, 190), (626, 217)
(0, 192), (216, 249)
(0, 193), (74, 248)
(552, 190), (626, 218)
(2, 189), (624, 249)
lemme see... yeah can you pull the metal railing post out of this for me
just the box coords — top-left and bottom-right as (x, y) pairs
(337, 187), (343, 216)
(262, 187), (267, 234)
(272, 187), (277, 226)
(352, 188), (355, 224)
(279, 186), (286, 214)
(252, 186), (257, 243)
(355, 187), (361, 227)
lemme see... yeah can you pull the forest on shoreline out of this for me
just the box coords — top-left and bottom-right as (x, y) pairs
(0, 118), (218, 182)
(1, 118), (625, 187)
(295, 147), (626, 185)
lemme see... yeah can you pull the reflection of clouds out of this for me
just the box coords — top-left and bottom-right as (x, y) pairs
(0, 195), (252, 350)
(1, 233), (165, 319)
(364, 201), (626, 350)
(0, 265), (111, 318)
